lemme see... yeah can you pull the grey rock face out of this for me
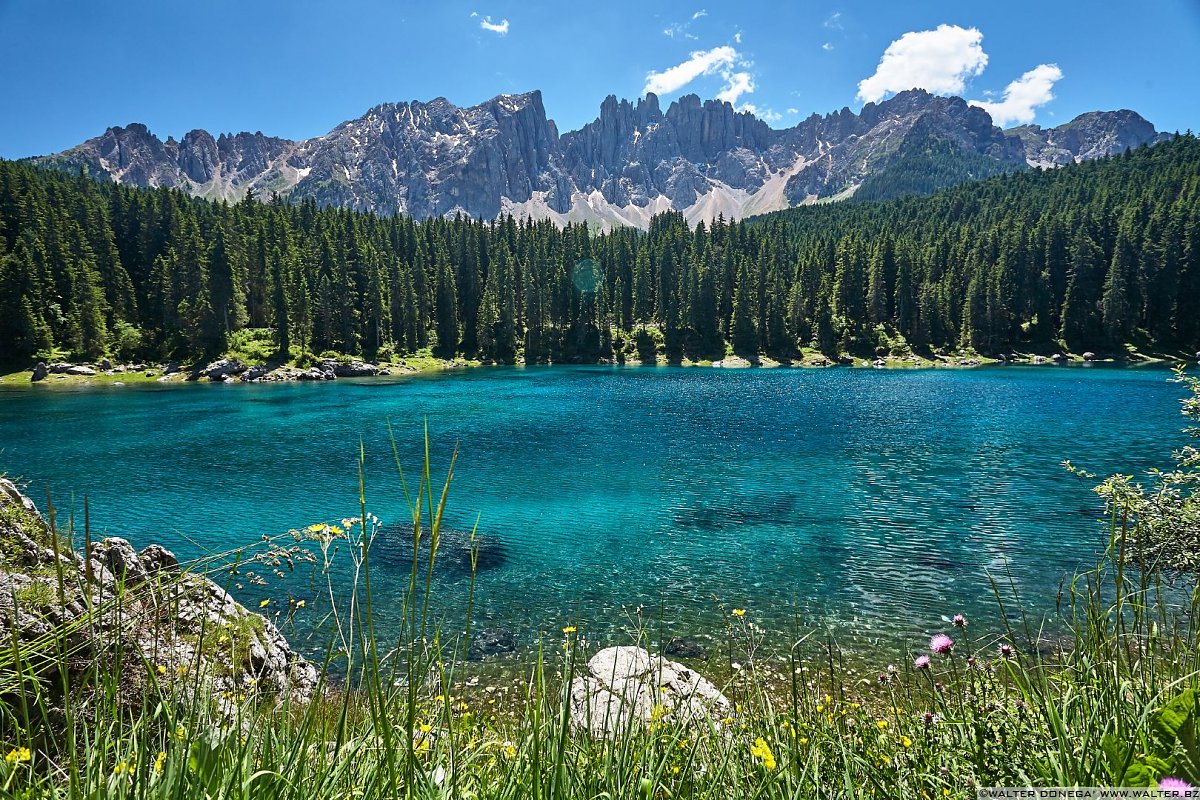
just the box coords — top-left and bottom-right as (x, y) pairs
(31, 362), (48, 382)
(33, 90), (1166, 228)
(1009, 109), (1170, 167)
(569, 646), (729, 737)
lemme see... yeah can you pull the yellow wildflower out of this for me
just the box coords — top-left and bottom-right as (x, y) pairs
(562, 625), (577, 634)
(154, 750), (167, 773)
(503, 743), (517, 760)
(5, 747), (32, 764)
(876, 720), (888, 730)
(419, 724), (432, 733)
(176, 665), (189, 678)
(156, 664), (167, 675)
(296, 600), (306, 608)
(901, 736), (913, 748)
(749, 737), (776, 771)
(113, 761), (132, 776)
(259, 599), (270, 608)
(943, 789), (951, 797)
(731, 609), (746, 617)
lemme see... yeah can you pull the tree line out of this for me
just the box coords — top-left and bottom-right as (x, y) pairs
(1, 135), (1197, 366)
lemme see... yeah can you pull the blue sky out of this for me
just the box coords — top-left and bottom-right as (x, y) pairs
(1, 0), (1198, 158)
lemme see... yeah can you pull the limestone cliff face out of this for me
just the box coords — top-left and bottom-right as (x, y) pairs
(32, 90), (1168, 228)
(0, 478), (317, 706)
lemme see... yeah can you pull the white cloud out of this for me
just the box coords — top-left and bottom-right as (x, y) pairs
(822, 42), (834, 51)
(716, 71), (755, 105)
(824, 12), (843, 29)
(470, 10), (478, 16)
(644, 45), (740, 95)
(856, 24), (988, 104)
(786, 107), (799, 115)
(970, 64), (1062, 127)
(692, 9), (708, 20)
(741, 104), (781, 123)
(733, 31), (742, 43)
(479, 16), (509, 34)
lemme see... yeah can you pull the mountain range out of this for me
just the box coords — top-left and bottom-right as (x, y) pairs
(30, 89), (1171, 229)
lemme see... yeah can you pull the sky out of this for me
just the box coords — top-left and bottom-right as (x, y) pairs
(1, 0), (1198, 159)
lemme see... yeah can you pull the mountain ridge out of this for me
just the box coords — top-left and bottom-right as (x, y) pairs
(31, 89), (1171, 228)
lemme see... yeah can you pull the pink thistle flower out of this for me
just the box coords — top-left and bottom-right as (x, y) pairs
(999, 643), (1015, 659)
(930, 634), (954, 654)
(952, 614), (967, 628)
(914, 655), (931, 670)
(1160, 777), (1193, 796)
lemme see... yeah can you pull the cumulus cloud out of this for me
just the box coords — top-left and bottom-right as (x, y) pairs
(741, 104), (781, 123)
(716, 71), (755, 105)
(822, 42), (834, 51)
(644, 45), (740, 95)
(856, 24), (988, 103)
(786, 107), (799, 115)
(970, 64), (1063, 127)
(824, 12), (843, 29)
(479, 16), (509, 34)
(733, 31), (742, 43)
(692, 9), (708, 20)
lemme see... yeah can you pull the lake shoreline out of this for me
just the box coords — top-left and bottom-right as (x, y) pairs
(1, 348), (1190, 389)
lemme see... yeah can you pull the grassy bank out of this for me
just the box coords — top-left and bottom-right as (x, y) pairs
(2, 376), (1199, 798)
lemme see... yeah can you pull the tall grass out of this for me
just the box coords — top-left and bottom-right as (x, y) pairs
(2, 431), (1200, 799)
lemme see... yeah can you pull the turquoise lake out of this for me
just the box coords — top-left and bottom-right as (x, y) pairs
(0, 365), (1188, 657)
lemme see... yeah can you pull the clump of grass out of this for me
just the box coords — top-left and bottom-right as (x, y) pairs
(3, 392), (1200, 797)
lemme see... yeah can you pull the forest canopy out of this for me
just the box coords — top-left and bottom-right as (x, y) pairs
(1, 136), (1197, 366)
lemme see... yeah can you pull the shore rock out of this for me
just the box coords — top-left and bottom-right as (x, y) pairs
(325, 360), (379, 378)
(31, 362), (48, 382)
(199, 359), (247, 380)
(1082, 352), (1097, 361)
(66, 365), (96, 376)
(569, 646), (730, 737)
(0, 478), (317, 705)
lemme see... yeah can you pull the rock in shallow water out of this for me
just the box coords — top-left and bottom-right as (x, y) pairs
(468, 628), (516, 660)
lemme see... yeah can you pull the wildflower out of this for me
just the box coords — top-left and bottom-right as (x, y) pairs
(943, 790), (952, 797)
(732, 609), (746, 617)
(749, 737), (777, 771)
(878, 672), (891, 684)
(930, 634), (954, 654)
(934, 682), (945, 693)
(5, 747), (31, 764)
(113, 761), (132, 776)
(914, 655), (931, 670)
(1160, 777), (1193, 796)
(503, 742), (517, 760)
(901, 735), (913, 748)
(922, 712), (938, 727)
(952, 614), (967, 628)
(157, 664), (167, 675)
(967, 656), (977, 667)
(562, 625), (577, 634)
(154, 750), (167, 773)
(296, 600), (306, 608)
(887, 664), (898, 675)
(876, 720), (888, 730)
(999, 643), (1015, 659)
(176, 665), (189, 678)
(419, 724), (432, 733)
(259, 599), (270, 608)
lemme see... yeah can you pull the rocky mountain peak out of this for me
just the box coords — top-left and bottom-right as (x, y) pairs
(32, 90), (1170, 229)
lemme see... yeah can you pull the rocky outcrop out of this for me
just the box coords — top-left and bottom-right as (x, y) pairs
(1009, 110), (1171, 168)
(197, 358), (247, 381)
(30, 362), (48, 382)
(569, 646), (730, 737)
(32, 90), (1167, 229)
(0, 478), (317, 706)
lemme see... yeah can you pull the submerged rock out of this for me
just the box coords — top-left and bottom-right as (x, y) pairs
(569, 646), (730, 737)
(468, 628), (516, 660)
(664, 636), (709, 660)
